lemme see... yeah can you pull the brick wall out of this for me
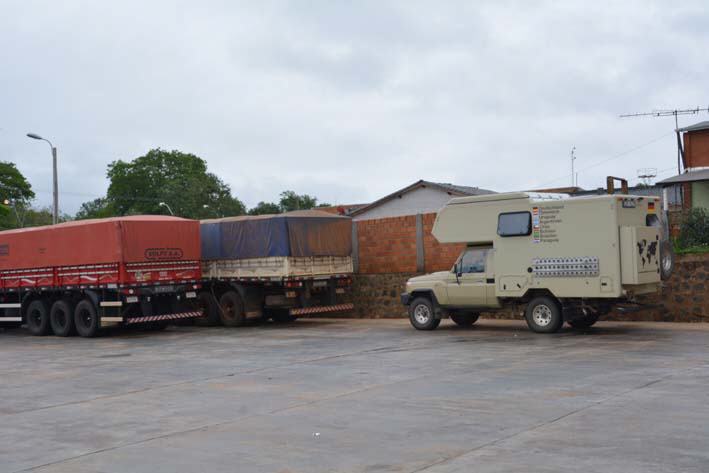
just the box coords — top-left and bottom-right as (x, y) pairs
(355, 213), (463, 275)
(422, 213), (466, 272)
(356, 215), (418, 274)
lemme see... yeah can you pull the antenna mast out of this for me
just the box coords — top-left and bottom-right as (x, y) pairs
(619, 106), (709, 174)
(570, 146), (576, 187)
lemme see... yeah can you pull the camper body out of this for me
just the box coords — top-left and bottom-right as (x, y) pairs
(401, 193), (672, 333)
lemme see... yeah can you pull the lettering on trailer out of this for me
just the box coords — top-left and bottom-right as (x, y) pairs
(0, 244), (8, 256)
(144, 248), (184, 260)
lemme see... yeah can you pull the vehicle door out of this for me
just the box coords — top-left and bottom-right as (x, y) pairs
(446, 247), (490, 307)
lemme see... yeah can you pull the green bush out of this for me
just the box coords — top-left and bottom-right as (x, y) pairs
(677, 208), (709, 250)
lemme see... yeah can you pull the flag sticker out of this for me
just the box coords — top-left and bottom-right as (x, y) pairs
(532, 207), (541, 243)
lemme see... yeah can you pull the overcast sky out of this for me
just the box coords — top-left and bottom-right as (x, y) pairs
(1, 1), (707, 214)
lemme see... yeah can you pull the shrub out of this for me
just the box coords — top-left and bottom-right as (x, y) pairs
(677, 208), (709, 250)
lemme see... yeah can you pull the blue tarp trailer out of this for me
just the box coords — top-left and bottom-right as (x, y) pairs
(197, 210), (354, 327)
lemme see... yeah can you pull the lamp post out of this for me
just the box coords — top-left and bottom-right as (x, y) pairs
(27, 133), (58, 225)
(159, 202), (174, 215)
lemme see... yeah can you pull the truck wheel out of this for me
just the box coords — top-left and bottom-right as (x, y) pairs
(568, 314), (599, 329)
(660, 240), (674, 281)
(26, 300), (51, 336)
(525, 297), (563, 333)
(50, 299), (76, 337)
(450, 313), (479, 327)
(195, 291), (221, 326)
(219, 291), (245, 327)
(74, 300), (100, 338)
(409, 297), (440, 331)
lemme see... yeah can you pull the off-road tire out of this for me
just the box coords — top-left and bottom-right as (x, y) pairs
(409, 297), (441, 331)
(525, 296), (563, 333)
(450, 313), (479, 327)
(74, 299), (100, 338)
(195, 291), (221, 326)
(26, 300), (51, 336)
(219, 291), (246, 327)
(660, 239), (674, 281)
(50, 299), (76, 337)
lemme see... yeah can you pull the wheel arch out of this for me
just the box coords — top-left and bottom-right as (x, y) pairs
(409, 289), (439, 306)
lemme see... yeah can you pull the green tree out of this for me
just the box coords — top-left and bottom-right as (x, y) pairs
(77, 149), (245, 219)
(75, 198), (116, 220)
(278, 190), (318, 212)
(0, 162), (36, 229)
(248, 201), (282, 215)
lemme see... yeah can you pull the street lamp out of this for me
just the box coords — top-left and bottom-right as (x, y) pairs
(158, 202), (174, 215)
(27, 133), (58, 225)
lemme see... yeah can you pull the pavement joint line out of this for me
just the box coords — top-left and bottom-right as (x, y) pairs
(0, 332), (689, 418)
(14, 359), (483, 473)
(1, 339), (436, 418)
(14, 344), (691, 473)
(406, 366), (704, 473)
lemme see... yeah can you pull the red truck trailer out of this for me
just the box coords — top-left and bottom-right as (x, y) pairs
(0, 216), (202, 337)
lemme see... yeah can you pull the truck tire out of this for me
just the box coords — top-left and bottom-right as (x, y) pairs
(219, 291), (245, 327)
(74, 299), (100, 338)
(50, 299), (76, 337)
(525, 297), (563, 333)
(26, 300), (51, 336)
(660, 239), (674, 281)
(568, 314), (599, 329)
(450, 313), (479, 327)
(195, 291), (221, 326)
(409, 297), (440, 331)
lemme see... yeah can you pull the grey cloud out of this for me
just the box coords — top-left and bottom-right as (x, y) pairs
(1, 0), (707, 214)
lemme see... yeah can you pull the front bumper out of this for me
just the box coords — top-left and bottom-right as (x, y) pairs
(400, 293), (411, 306)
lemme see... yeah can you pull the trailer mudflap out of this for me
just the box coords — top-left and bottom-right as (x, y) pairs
(289, 303), (354, 316)
(123, 310), (203, 324)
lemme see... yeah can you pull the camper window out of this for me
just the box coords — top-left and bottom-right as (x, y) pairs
(497, 212), (532, 237)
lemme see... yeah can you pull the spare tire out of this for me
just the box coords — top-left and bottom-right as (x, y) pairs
(659, 239), (674, 281)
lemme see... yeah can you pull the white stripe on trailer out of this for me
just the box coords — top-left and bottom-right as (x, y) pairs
(99, 301), (123, 307)
(0, 317), (22, 322)
(125, 310), (203, 324)
(289, 303), (355, 316)
(0, 303), (22, 309)
(101, 317), (124, 322)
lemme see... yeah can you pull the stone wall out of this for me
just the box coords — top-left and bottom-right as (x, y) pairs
(346, 253), (709, 322)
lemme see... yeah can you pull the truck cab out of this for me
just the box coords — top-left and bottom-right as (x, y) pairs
(401, 192), (673, 333)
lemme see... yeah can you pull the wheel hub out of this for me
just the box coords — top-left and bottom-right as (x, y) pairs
(413, 305), (431, 324)
(532, 304), (553, 326)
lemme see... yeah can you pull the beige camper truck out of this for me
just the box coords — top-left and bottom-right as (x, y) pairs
(401, 193), (673, 333)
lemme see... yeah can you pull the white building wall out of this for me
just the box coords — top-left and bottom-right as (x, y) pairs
(353, 187), (456, 221)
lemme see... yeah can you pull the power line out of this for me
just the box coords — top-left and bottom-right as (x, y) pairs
(533, 131), (673, 189)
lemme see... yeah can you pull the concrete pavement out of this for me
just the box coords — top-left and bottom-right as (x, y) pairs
(1, 319), (708, 472)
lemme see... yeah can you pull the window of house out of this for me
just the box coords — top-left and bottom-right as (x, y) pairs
(497, 212), (532, 237)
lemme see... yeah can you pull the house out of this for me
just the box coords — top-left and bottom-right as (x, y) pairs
(657, 121), (709, 210)
(349, 180), (495, 221)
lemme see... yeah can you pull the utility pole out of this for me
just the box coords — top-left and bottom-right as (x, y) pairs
(570, 146), (576, 187)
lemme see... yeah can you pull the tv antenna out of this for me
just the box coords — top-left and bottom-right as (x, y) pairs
(620, 106), (709, 174)
(570, 146), (576, 187)
(637, 167), (657, 186)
